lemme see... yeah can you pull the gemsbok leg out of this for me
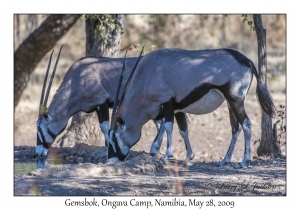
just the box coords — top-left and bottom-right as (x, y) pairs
(162, 99), (175, 160)
(96, 100), (110, 146)
(175, 112), (194, 161)
(223, 94), (252, 168)
(150, 113), (194, 161)
(150, 119), (165, 156)
(218, 107), (242, 167)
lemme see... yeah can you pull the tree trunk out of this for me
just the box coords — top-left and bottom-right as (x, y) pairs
(14, 14), (82, 108)
(57, 15), (123, 147)
(14, 15), (20, 46)
(254, 15), (281, 157)
(85, 15), (123, 57)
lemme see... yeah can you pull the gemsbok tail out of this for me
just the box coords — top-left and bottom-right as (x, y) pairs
(250, 62), (276, 118)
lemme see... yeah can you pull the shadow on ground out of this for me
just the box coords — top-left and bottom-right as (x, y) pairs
(14, 144), (286, 196)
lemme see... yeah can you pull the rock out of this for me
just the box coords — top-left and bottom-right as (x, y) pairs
(155, 162), (164, 171)
(76, 157), (84, 163)
(66, 156), (74, 162)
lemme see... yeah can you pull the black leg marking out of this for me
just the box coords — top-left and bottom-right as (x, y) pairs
(162, 99), (175, 159)
(175, 112), (194, 161)
(96, 100), (109, 124)
(96, 100), (110, 146)
(219, 107), (242, 167)
(150, 119), (165, 156)
(174, 112), (187, 132)
(222, 93), (252, 168)
(163, 98), (175, 124)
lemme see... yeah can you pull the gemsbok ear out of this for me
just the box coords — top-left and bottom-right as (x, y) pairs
(116, 115), (125, 130)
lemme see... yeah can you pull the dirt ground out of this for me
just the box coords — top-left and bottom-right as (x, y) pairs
(14, 143), (286, 196)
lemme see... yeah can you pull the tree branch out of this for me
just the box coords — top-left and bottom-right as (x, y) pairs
(14, 14), (82, 108)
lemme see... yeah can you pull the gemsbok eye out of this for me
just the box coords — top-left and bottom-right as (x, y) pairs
(117, 115), (125, 130)
(43, 114), (50, 122)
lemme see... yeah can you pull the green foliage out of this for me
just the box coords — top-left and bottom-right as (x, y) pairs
(85, 14), (122, 44)
(241, 14), (255, 31)
(275, 104), (286, 146)
(253, 104), (286, 147)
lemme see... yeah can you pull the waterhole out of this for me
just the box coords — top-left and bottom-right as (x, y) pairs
(14, 162), (36, 175)
(15, 159), (63, 175)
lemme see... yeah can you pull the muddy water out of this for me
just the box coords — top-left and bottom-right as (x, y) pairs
(14, 162), (36, 175)
(15, 158), (62, 175)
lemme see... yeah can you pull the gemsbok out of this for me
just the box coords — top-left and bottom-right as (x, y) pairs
(108, 48), (276, 168)
(35, 46), (193, 167)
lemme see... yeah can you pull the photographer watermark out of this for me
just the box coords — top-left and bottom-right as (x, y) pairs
(206, 180), (277, 192)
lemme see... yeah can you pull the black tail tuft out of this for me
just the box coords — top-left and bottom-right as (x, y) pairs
(249, 62), (276, 118)
(256, 77), (276, 118)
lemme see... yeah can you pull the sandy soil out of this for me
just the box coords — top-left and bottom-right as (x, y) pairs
(14, 143), (286, 196)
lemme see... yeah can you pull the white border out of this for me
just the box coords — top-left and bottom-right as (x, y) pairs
(4, 0), (298, 209)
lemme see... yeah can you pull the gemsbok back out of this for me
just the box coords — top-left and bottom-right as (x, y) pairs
(35, 46), (192, 167)
(109, 48), (276, 168)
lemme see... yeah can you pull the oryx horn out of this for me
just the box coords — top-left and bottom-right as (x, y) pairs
(43, 45), (63, 107)
(110, 49), (128, 129)
(119, 45), (144, 105)
(109, 46), (144, 153)
(39, 45), (63, 116)
(39, 50), (54, 116)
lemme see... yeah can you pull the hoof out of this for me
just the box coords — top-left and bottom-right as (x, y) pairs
(186, 153), (194, 161)
(36, 157), (48, 169)
(218, 162), (230, 167)
(163, 154), (173, 160)
(149, 143), (159, 156)
(239, 161), (251, 168)
(106, 157), (119, 163)
(150, 153), (157, 157)
(218, 158), (231, 167)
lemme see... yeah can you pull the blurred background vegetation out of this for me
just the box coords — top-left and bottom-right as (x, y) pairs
(14, 14), (286, 73)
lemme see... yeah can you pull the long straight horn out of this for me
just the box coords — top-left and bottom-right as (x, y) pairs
(43, 45), (63, 107)
(119, 45), (144, 105)
(110, 49), (128, 129)
(39, 50), (54, 115)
